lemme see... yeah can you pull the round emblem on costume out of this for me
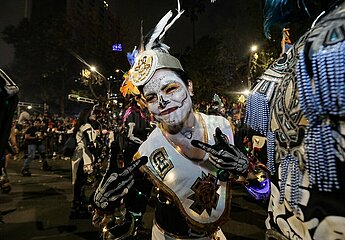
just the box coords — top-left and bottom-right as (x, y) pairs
(130, 50), (158, 86)
(188, 172), (220, 216)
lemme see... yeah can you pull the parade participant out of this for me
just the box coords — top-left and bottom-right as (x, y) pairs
(69, 107), (98, 219)
(89, 1), (267, 239)
(121, 98), (151, 168)
(0, 69), (19, 193)
(112, 97), (153, 235)
(21, 118), (51, 176)
(244, 0), (345, 238)
(0, 121), (19, 193)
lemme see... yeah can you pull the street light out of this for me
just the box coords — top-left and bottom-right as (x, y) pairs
(250, 45), (258, 52)
(247, 44), (258, 89)
(90, 66), (97, 72)
(115, 69), (125, 74)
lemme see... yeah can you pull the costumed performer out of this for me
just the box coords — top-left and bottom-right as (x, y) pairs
(89, 1), (269, 239)
(244, 0), (345, 239)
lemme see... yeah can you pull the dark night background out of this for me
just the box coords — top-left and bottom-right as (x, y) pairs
(1, 0), (266, 66)
(0, 0), (286, 114)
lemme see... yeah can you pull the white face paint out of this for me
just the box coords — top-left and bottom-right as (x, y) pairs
(143, 69), (193, 127)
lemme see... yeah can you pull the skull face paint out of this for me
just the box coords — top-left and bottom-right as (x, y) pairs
(143, 69), (193, 127)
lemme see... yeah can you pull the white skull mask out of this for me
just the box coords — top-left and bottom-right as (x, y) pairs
(143, 69), (193, 127)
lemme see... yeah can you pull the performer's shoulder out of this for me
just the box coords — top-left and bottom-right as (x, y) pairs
(200, 113), (229, 127)
(139, 127), (161, 149)
(307, 3), (345, 56)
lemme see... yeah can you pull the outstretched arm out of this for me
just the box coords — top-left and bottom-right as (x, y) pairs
(89, 154), (148, 239)
(192, 127), (270, 200)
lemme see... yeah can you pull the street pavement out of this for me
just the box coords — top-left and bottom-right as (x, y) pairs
(0, 155), (267, 240)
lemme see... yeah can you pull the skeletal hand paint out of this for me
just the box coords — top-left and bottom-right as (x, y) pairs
(92, 156), (148, 212)
(192, 127), (249, 174)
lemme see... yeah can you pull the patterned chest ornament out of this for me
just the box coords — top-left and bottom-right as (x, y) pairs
(149, 147), (174, 180)
(188, 172), (220, 216)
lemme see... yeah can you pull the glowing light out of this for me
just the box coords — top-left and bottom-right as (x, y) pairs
(90, 66), (97, 72)
(243, 89), (250, 96)
(112, 43), (123, 52)
(115, 69), (125, 74)
(238, 94), (246, 103)
(27, 106), (32, 109)
(250, 45), (258, 52)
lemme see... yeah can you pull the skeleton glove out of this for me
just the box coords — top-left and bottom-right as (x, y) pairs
(191, 127), (249, 175)
(91, 156), (148, 212)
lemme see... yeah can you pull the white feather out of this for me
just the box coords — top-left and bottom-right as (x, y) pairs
(145, 10), (173, 50)
(158, 8), (184, 42)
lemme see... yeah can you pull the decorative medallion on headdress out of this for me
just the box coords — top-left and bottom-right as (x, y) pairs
(125, 0), (185, 88)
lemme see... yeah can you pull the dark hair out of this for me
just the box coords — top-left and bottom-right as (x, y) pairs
(173, 68), (190, 86)
(73, 108), (92, 134)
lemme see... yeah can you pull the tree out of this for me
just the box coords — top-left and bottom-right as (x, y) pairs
(2, 10), (125, 114)
(182, 0), (210, 48)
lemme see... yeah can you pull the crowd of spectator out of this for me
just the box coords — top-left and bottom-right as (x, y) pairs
(12, 94), (246, 162)
(15, 111), (77, 160)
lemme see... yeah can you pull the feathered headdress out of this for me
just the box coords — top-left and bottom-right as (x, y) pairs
(121, 0), (185, 94)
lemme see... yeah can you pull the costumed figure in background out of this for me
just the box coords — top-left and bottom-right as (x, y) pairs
(69, 107), (98, 219)
(245, 0), (345, 239)
(89, 1), (268, 239)
(87, 104), (114, 188)
(1, 121), (19, 193)
(121, 93), (151, 168)
(0, 69), (19, 194)
(121, 61), (153, 235)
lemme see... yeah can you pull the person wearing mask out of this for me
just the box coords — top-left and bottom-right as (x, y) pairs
(89, 1), (266, 239)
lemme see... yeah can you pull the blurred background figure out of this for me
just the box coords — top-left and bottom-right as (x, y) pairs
(21, 118), (51, 176)
(0, 69), (19, 193)
(121, 98), (151, 168)
(69, 108), (97, 219)
(0, 121), (19, 193)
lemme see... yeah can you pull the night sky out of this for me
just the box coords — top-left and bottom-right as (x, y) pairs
(0, 0), (265, 67)
(112, 0), (265, 55)
(0, 0), (26, 67)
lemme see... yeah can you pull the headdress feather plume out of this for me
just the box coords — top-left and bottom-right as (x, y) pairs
(139, 20), (145, 53)
(123, 0), (185, 90)
(144, 0), (184, 51)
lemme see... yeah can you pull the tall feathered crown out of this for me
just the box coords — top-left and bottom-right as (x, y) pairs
(127, 0), (185, 87)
